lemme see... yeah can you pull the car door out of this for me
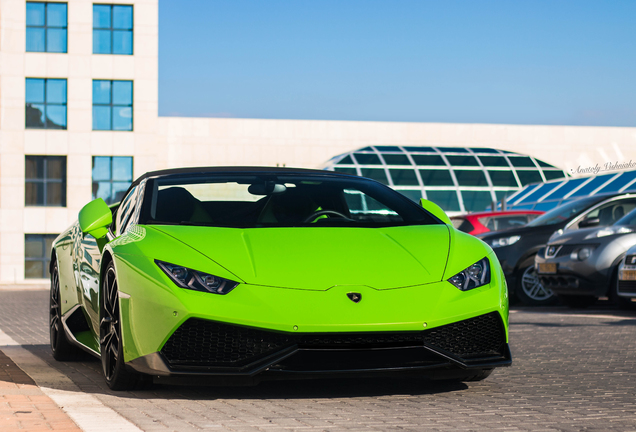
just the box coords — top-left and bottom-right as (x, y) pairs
(568, 197), (636, 231)
(76, 184), (141, 334)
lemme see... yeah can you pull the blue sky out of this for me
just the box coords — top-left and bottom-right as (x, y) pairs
(158, 0), (636, 126)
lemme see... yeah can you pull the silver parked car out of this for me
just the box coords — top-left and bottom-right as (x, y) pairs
(616, 245), (636, 307)
(535, 207), (636, 308)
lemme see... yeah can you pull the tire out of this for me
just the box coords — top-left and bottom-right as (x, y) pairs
(557, 294), (597, 309)
(515, 260), (557, 306)
(50, 260), (84, 361)
(100, 261), (150, 390)
(462, 369), (493, 382)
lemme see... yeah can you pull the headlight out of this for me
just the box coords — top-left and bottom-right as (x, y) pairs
(569, 246), (597, 261)
(155, 260), (239, 294)
(489, 235), (521, 248)
(447, 258), (491, 291)
(585, 226), (633, 239)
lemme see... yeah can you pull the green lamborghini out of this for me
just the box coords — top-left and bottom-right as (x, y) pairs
(49, 167), (511, 390)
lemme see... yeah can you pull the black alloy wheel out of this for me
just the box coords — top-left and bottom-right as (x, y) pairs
(100, 261), (149, 390)
(515, 261), (557, 306)
(50, 261), (82, 360)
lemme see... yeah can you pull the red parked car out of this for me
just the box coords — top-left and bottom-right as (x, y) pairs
(451, 211), (544, 236)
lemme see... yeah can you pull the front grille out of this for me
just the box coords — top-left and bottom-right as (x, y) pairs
(160, 319), (294, 367)
(299, 333), (424, 348)
(556, 244), (578, 257)
(545, 244), (591, 259)
(161, 312), (506, 369)
(618, 280), (636, 294)
(539, 275), (579, 289)
(421, 312), (504, 358)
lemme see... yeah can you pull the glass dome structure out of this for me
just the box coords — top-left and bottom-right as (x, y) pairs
(323, 146), (567, 214)
(503, 169), (636, 212)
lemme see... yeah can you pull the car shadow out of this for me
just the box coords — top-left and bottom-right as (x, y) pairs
(511, 320), (636, 327)
(20, 344), (472, 400)
(510, 303), (636, 317)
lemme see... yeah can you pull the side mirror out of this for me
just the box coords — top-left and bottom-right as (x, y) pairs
(79, 198), (112, 239)
(579, 217), (600, 228)
(420, 198), (452, 225)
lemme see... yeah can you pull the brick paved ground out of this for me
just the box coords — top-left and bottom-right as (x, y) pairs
(0, 350), (80, 431)
(1, 289), (636, 432)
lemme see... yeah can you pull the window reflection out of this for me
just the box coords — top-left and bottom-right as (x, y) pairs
(93, 4), (133, 55)
(26, 2), (67, 53)
(25, 78), (67, 129)
(92, 156), (133, 204)
(25, 234), (58, 279)
(92, 80), (133, 131)
(25, 156), (66, 206)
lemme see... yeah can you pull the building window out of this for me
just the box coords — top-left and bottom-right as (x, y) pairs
(25, 234), (58, 279)
(461, 190), (494, 212)
(92, 80), (133, 131)
(25, 78), (67, 129)
(425, 190), (461, 212)
(25, 156), (67, 206)
(26, 2), (67, 53)
(92, 156), (133, 204)
(93, 4), (133, 55)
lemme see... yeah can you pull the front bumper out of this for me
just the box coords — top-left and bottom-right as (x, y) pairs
(127, 312), (511, 381)
(618, 254), (636, 298)
(113, 252), (509, 378)
(535, 246), (609, 297)
(617, 280), (636, 298)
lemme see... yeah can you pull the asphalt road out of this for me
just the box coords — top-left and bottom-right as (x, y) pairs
(1, 289), (635, 432)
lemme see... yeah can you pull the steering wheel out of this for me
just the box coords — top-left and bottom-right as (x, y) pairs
(302, 210), (352, 224)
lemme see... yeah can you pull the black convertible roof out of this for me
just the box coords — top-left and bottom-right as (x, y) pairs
(131, 166), (353, 188)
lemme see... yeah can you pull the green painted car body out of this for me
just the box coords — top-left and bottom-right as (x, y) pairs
(50, 167), (510, 387)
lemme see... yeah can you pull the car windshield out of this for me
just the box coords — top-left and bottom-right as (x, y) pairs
(615, 207), (636, 226)
(526, 196), (599, 227)
(139, 173), (437, 228)
(477, 214), (534, 231)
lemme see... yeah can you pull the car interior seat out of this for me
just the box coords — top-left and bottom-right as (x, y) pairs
(598, 206), (615, 226)
(613, 205), (625, 222)
(258, 189), (318, 224)
(154, 187), (212, 223)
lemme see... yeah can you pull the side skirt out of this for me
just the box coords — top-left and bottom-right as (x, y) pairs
(61, 305), (101, 359)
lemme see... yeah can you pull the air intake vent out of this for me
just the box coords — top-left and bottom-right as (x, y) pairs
(161, 312), (506, 369)
(160, 319), (294, 367)
(421, 312), (505, 358)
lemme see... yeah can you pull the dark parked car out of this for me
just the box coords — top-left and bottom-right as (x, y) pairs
(478, 193), (636, 306)
(535, 207), (636, 308)
(451, 211), (544, 236)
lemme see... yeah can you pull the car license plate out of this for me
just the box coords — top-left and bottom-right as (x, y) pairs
(537, 263), (557, 274)
(620, 269), (636, 281)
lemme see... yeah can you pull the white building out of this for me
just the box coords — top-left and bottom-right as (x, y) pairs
(2, 0), (636, 286)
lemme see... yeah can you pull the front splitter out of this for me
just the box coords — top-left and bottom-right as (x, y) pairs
(126, 343), (512, 386)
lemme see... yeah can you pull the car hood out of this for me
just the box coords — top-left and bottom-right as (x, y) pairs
(477, 223), (562, 241)
(547, 227), (603, 245)
(151, 225), (451, 290)
(548, 226), (636, 246)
